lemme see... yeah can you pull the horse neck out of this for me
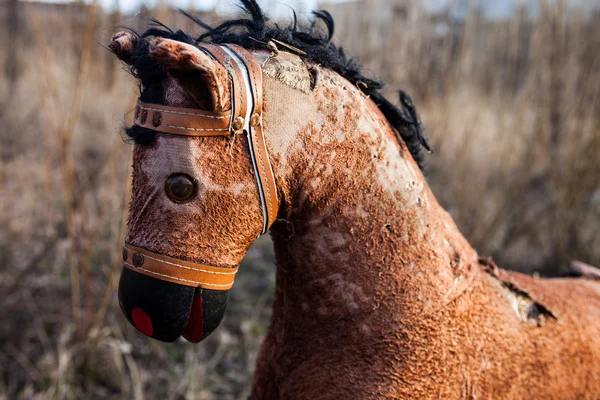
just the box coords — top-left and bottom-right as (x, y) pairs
(262, 63), (479, 350)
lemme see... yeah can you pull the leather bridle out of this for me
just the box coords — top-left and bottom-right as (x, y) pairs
(123, 44), (279, 290)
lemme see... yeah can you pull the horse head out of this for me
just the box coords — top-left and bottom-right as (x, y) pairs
(107, 1), (428, 347)
(110, 33), (279, 342)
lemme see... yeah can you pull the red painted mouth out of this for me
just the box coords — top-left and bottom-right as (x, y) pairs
(118, 267), (228, 343)
(129, 296), (203, 343)
(131, 307), (154, 336)
(182, 294), (204, 343)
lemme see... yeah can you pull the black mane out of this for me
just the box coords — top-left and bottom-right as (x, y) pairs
(125, 0), (430, 170)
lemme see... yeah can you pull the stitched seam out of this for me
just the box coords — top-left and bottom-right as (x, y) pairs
(124, 245), (237, 275)
(124, 262), (234, 287)
(161, 124), (230, 132)
(138, 104), (230, 119)
(253, 130), (272, 224)
(238, 51), (273, 224)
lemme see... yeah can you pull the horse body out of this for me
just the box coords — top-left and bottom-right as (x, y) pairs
(108, 7), (600, 397)
(250, 53), (600, 399)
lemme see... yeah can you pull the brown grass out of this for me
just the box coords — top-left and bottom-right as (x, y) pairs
(325, 0), (599, 274)
(0, 1), (598, 398)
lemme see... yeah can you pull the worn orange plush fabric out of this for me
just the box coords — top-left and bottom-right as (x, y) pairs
(112, 32), (600, 399)
(250, 53), (600, 399)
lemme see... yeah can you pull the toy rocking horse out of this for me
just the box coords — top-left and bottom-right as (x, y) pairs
(108, 1), (600, 398)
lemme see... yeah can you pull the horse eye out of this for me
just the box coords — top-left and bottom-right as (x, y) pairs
(165, 174), (195, 202)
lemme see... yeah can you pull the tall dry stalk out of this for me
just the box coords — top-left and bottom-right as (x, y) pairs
(4, 0), (20, 96)
(62, 2), (98, 332)
(87, 155), (132, 335)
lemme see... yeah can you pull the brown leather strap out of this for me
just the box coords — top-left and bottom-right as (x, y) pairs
(134, 100), (233, 136)
(123, 243), (238, 290)
(227, 44), (279, 231)
(202, 44), (279, 231)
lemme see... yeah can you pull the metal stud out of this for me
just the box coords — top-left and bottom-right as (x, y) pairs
(122, 248), (128, 262)
(152, 112), (162, 127)
(132, 253), (144, 268)
(232, 116), (244, 131)
(140, 110), (148, 125)
(250, 113), (261, 127)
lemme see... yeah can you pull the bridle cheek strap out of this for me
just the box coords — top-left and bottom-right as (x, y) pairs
(220, 44), (278, 235)
(127, 44), (279, 289)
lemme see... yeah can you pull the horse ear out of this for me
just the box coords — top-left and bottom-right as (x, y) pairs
(149, 38), (231, 112)
(109, 32), (137, 65)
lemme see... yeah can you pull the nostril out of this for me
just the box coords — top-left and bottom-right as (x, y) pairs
(132, 307), (153, 336)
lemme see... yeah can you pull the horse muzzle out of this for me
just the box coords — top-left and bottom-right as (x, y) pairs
(118, 244), (237, 343)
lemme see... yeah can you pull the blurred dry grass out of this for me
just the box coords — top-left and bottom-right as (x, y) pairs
(0, 0), (598, 398)
(326, 0), (599, 274)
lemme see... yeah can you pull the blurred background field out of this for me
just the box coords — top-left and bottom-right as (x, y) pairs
(0, 0), (598, 398)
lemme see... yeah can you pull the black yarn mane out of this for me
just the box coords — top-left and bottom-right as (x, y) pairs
(125, 0), (430, 169)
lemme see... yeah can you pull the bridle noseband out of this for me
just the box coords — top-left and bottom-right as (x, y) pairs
(123, 44), (279, 290)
